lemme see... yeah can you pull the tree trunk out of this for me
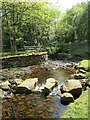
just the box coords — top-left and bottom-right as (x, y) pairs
(11, 4), (17, 54)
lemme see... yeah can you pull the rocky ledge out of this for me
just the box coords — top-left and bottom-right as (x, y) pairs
(1, 52), (48, 69)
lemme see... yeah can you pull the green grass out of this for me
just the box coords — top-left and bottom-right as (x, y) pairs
(61, 90), (88, 118)
(85, 72), (90, 79)
(85, 72), (90, 85)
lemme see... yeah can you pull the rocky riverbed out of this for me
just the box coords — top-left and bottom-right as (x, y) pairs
(0, 60), (89, 119)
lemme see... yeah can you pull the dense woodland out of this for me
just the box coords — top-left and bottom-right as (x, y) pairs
(2, 0), (89, 54)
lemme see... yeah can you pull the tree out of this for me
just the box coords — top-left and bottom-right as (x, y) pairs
(54, 1), (88, 53)
(2, 0), (60, 53)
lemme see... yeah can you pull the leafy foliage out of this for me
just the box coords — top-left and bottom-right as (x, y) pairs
(54, 1), (88, 53)
(2, 1), (88, 54)
(2, 1), (59, 53)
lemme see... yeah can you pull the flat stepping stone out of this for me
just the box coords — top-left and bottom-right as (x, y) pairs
(15, 78), (38, 94)
(44, 78), (57, 96)
(60, 79), (82, 99)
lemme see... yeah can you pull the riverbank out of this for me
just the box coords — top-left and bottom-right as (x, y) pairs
(61, 89), (89, 118)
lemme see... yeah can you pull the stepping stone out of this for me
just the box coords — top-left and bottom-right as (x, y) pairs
(60, 79), (82, 99)
(44, 78), (57, 96)
(15, 78), (38, 94)
(61, 92), (74, 105)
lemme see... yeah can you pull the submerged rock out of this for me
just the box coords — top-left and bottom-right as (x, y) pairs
(60, 93), (74, 105)
(15, 78), (38, 94)
(60, 80), (82, 99)
(44, 78), (57, 96)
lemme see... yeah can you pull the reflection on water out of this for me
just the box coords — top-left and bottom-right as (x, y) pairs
(2, 93), (67, 119)
(1, 62), (75, 119)
(22, 64), (72, 86)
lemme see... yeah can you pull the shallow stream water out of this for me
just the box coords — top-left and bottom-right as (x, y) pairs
(1, 60), (76, 119)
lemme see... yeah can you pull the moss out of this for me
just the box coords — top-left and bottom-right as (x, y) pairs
(79, 60), (90, 70)
(1, 52), (47, 59)
(61, 90), (88, 118)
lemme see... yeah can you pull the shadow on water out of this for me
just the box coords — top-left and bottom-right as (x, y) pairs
(2, 93), (68, 119)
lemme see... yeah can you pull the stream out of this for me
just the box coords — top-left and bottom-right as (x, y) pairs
(1, 60), (76, 119)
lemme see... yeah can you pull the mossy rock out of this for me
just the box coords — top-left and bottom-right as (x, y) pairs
(78, 60), (90, 70)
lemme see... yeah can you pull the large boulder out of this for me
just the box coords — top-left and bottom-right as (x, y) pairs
(60, 80), (82, 99)
(44, 78), (57, 96)
(60, 93), (74, 105)
(0, 80), (10, 91)
(74, 73), (85, 79)
(15, 78), (38, 94)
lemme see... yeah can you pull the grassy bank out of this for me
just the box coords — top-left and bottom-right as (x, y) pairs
(61, 90), (89, 118)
